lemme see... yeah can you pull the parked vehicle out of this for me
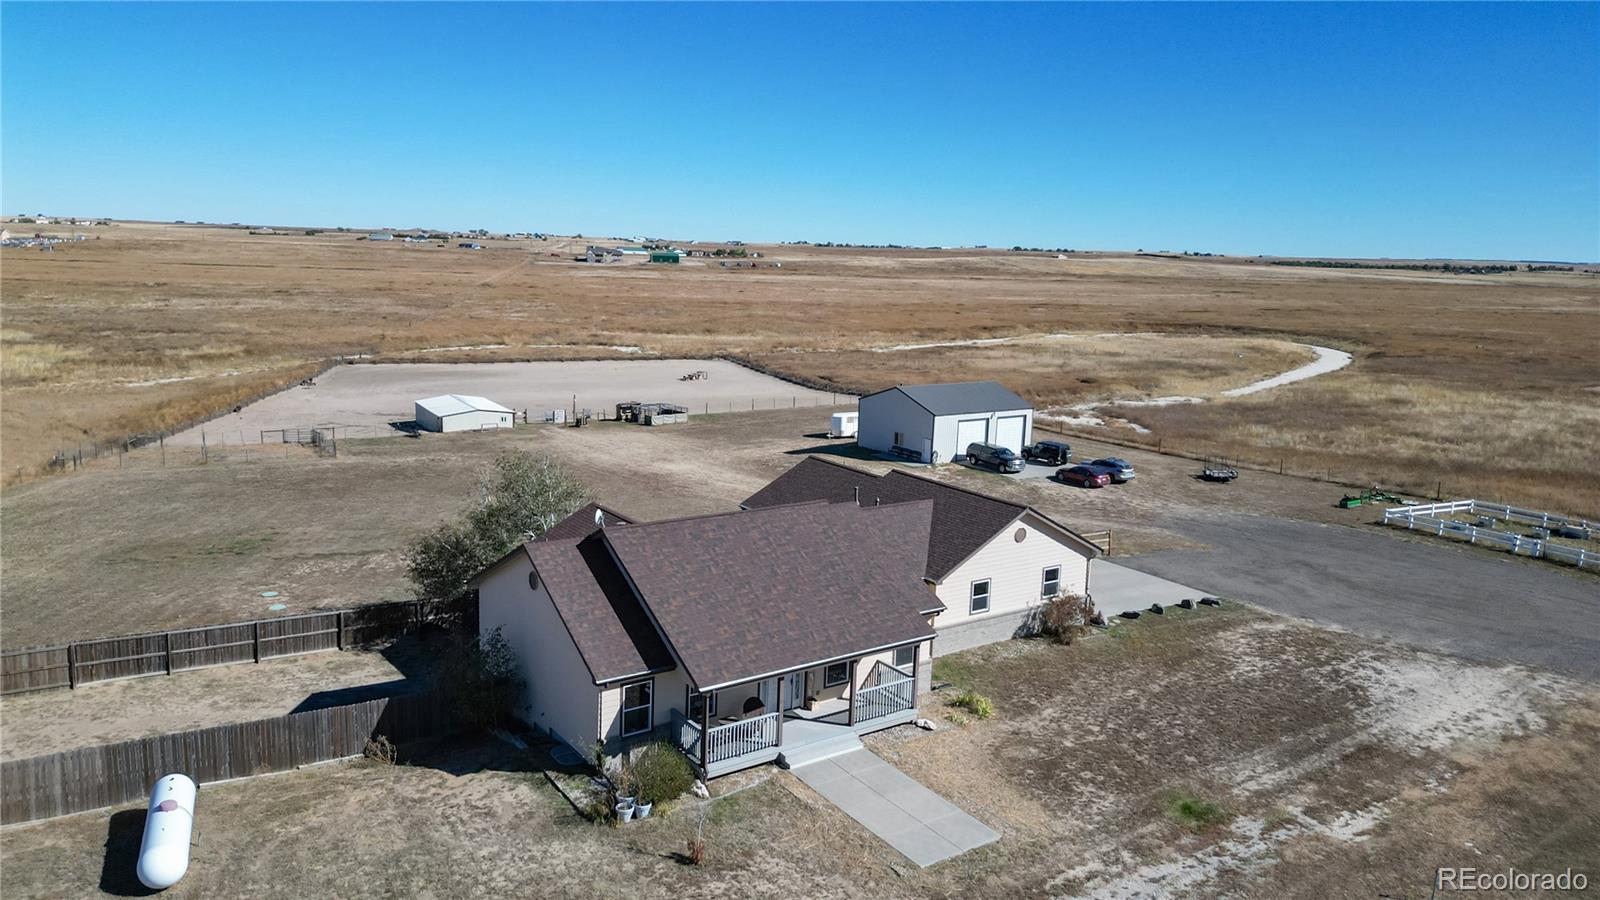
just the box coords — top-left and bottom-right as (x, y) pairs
(1023, 440), (1073, 466)
(1084, 457), (1137, 482)
(1056, 465), (1111, 488)
(965, 442), (1024, 474)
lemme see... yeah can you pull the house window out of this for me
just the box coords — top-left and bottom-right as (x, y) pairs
(893, 431), (905, 447)
(686, 688), (717, 722)
(620, 679), (653, 737)
(1042, 566), (1062, 599)
(894, 645), (916, 669)
(970, 579), (991, 615)
(824, 662), (849, 687)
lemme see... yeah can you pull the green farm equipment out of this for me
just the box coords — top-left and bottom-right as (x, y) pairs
(1338, 487), (1403, 509)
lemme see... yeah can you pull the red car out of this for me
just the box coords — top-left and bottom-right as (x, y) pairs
(1056, 465), (1111, 488)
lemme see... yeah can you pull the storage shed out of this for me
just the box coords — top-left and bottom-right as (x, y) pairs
(830, 411), (859, 438)
(857, 381), (1032, 463)
(414, 394), (515, 433)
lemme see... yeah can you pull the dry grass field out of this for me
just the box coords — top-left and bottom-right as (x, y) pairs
(2, 606), (1593, 899)
(0, 409), (1376, 650)
(3, 221), (1596, 513)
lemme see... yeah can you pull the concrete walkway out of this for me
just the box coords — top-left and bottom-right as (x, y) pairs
(1090, 560), (1205, 616)
(791, 749), (999, 867)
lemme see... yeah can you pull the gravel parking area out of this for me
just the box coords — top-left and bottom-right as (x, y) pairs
(168, 358), (844, 445)
(1118, 513), (1600, 681)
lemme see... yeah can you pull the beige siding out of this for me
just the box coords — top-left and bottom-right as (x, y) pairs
(478, 556), (601, 752)
(932, 512), (1092, 628)
(598, 667), (691, 742)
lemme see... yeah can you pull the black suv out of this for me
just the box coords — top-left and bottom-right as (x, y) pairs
(965, 442), (1025, 473)
(1023, 440), (1072, 466)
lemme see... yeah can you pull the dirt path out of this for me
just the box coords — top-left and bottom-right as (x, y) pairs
(1036, 340), (1351, 430)
(1221, 345), (1354, 396)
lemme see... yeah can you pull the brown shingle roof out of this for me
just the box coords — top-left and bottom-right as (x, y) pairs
(741, 456), (1098, 580)
(603, 500), (937, 690)
(538, 502), (636, 542)
(524, 533), (674, 684)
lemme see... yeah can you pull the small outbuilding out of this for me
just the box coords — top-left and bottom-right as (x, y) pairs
(414, 394), (515, 433)
(829, 411), (858, 438)
(857, 381), (1032, 463)
(649, 250), (681, 264)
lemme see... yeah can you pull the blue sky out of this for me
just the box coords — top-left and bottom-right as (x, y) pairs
(3, 2), (1596, 259)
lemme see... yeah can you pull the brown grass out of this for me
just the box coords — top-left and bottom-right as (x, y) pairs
(3, 222), (1596, 511)
(1, 608), (1592, 898)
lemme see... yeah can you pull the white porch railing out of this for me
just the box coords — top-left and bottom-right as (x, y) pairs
(671, 709), (702, 762)
(703, 711), (780, 764)
(853, 675), (914, 723)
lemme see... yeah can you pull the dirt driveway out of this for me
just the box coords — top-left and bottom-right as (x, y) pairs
(1116, 513), (1600, 680)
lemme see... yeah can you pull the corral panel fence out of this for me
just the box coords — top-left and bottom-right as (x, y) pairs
(0, 690), (458, 824)
(1382, 500), (1597, 571)
(0, 596), (474, 696)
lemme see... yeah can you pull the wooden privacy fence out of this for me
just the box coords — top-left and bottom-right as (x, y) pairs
(0, 596), (473, 696)
(1, 690), (457, 824)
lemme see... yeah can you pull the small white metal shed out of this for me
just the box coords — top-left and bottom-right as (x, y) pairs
(830, 411), (859, 438)
(414, 394), (515, 433)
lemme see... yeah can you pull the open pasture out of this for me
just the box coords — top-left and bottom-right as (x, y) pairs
(3, 221), (1597, 513)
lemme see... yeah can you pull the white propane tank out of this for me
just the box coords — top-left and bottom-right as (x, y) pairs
(136, 774), (196, 890)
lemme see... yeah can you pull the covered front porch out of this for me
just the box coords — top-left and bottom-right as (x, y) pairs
(672, 656), (920, 778)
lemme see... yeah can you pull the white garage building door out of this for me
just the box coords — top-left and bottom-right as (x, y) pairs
(995, 415), (1027, 453)
(955, 418), (989, 456)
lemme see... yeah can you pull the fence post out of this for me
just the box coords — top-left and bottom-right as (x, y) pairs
(66, 642), (77, 689)
(253, 621), (261, 663)
(165, 633), (173, 675)
(336, 611), (344, 651)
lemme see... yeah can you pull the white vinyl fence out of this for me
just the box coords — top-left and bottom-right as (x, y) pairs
(1382, 500), (1597, 570)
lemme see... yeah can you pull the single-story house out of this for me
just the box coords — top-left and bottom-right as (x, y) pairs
(414, 394), (514, 432)
(742, 457), (1100, 655)
(857, 381), (1034, 463)
(584, 245), (623, 263)
(475, 499), (939, 778)
(367, 232), (394, 242)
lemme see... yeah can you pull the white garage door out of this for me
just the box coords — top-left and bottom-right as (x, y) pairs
(995, 415), (1026, 453)
(955, 418), (989, 456)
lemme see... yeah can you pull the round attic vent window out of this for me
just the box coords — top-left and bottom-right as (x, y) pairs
(528, 570), (541, 591)
(1014, 527), (1027, 543)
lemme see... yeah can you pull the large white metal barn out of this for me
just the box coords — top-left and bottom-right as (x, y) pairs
(857, 381), (1033, 463)
(414, 394), (515, 433)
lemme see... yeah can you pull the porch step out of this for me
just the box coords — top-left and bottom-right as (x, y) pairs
(777, 732), (863, 770)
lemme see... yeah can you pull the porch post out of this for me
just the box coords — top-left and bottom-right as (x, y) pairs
(699, 690), (710, 773)
(911, 644), (921, 701)
(775, 677), (785, 746)
(846, 659), (859, 725)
